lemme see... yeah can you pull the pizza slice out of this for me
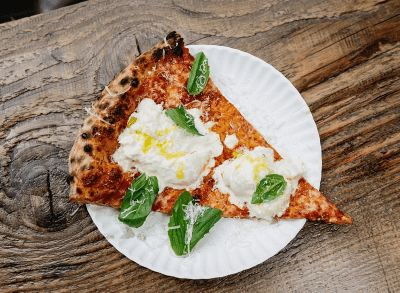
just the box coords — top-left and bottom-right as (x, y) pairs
(68, 31), (352, 225)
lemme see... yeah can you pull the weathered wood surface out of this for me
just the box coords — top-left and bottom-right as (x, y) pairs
(1, 0), (400, 291)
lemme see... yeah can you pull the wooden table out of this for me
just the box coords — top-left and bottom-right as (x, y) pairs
(1, 0), (399, 291)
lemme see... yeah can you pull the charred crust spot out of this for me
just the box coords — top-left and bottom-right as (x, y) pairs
(81, 133), (89, 139)
(84, 144), (92, 153)
(173, 47), (183, 57)
(166, 31), (177, 40)
(92, 126), (98, 136)
(193, 194), (201, 202)
(173, 40), (183, 57)
(81, 165), (88, 171)
(107, 127), (115, 135)
(121, 93), (129, 101)
(106, 117), (115, 124)
(131, 77), (139, 88)
(111, 104), (128, 118)
(120, 77), (129, 85)
(70, 157), (75, 164)
(77, 188), (82, 194)
(67, 174), (74, 184)
(90, 192), (94, 197)
(137, 57), (146, 64)
(153, 48), (163, 61)
(98, 101), (110, 110)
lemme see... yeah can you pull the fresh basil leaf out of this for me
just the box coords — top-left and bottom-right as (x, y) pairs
(187, 51), (210, 95)
(189, 207), (223, 252)
(251, 174), (287, 204)
(165, 106), (203, 136)
(168, 191), (193, 256)
(118, 173), (159, 228)
(168, 191), (222, 256)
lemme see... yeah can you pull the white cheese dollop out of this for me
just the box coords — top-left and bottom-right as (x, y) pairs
(224, 134), (239, 149)
(112, 98), (223, 191)
(213, 146), (307, 221)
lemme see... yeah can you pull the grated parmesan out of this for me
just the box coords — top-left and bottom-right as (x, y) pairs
(120, 198), (146, 219)
(105, 85), (131, 98)
(182, 201), (207, 255)
(70, 206), (81, 216)
(85, 105), (111, 125)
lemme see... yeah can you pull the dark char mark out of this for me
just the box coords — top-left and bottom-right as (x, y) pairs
(120, 77), (129, 85)
(84, 144), (92, 153)
(153, 48), (163, 61)
(66, 174), (74, 184)
(173, 38), (184, 57)
(98, 102), (109, 110)
(92, 126), (98, 136)
(131, 78), (139, 88)
(106, 117), (115, 124)
(111, 104), (128, 118)
(166, 31), (177, 40)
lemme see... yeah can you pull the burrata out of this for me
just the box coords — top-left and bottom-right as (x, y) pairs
(213, 147), (307, 221)
(112, 98), (223, 191)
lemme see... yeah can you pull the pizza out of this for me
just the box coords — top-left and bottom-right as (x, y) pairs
(68, 31), (352, 225)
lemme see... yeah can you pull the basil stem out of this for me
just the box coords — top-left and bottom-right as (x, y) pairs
(118, 173), (159, 228)
(251, 174), (287, 204)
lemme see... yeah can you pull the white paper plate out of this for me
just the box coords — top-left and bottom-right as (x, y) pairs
(87, 45), (322, 279)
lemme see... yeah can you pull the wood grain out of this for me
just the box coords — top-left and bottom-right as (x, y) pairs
(1, 0), (399, 291)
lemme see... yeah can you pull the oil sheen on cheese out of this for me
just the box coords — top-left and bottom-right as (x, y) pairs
(213, 147), (306, 221)
(113, 98), (223, 191)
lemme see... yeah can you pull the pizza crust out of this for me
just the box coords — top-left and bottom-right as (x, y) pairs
(69, 32), (185, 207)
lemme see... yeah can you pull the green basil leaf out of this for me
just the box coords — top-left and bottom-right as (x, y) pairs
(189, 207), (223, 252)
(165, 106), (203, 136)
(168, 191), (193, 256)
(251, 174), (287, 204)
(187, 51), (210, 95)
(168, 191), (222, 256)
(118, 173), (159, 228)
